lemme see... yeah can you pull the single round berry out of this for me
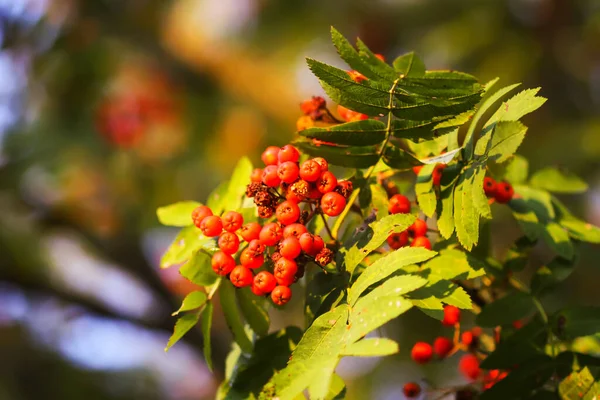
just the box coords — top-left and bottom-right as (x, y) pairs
(200, 215), (223, 237)
(279, 236), (302, 259)
(230, 265), (253, 288)
(411, 236), (431, 250)
(388, 194), (411, 214)
(251, 283), (265, 296)
(299, 159), (322, 182)
(412, 165), (423, 175)
(432, 164), (446, 186)
(274, 257), (298, 285)
(254, 271), (277, 294)
(442, 305), (461, 327)
(312, 157), (328, 171)
(218, 231), (240, 254)
(251, 168), (263, 183)
(459, 354), (481, 381)
(309, 235), (325, 256)
(411, 342), (433, 364)
(410, 219), (428, 237)
(286, 186), (305, 203)
(461, 331), (477, 348)
(299, 232), (317, 254)
(283, 223), (308, 239)
(278, 145), (300, 164)
(262, 165), (281, 187)
(259, 222), (283, 246)
(240, 248), (264, 269)
(483, 177), (497, 198)
(403, 382), (421, 398)
(261, 146), (280, 166)
(387, 231), (409, 250)
(211, 251), (235, 276)
(276, 201), (301, 226)
(192, 205), (213, 228)
(433, 336), (454, 358)
(317, 171), (338, 194)
(321, 192), (346, 217)
(495, 181), (514, 204)
(271, 285), (292, 305)
(221, 211), (244, 232)
(277, 161), (300, 184)
(240, 222), (262, 242)
(247, 239), (266, 257)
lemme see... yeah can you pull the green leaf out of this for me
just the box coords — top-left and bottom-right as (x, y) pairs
(437, 164), (461, 239)
(382, 146), (422, 170)
(346, 295), (413, 343)
(354, 38), (399, 82)
(161, 226), (217, 269)
(272, 307), (349, 400)
(221, 157), (253, 212)
(299, 119), (387, 146)
(514, 185), (556, 222)
(179, 250), (218, 286)
(559, 367), (598, 400)
(503, 154), (529, 184)
(369, 184), (390, 221)
(165, 312), (199, 351)
(201, 302), (214, 371)
(542, 222), (574, 260)
(172, 291), (207, 316)
(476, 291), (536, 327)
(408, 277), (472, 310)
(220, 283), (253, 354)
(531, 257), (576, 295)
(348, 247), (437, 305)
(343, 213), (417, 277)
(530, 167), (589, 194)
(561, 218), (600, 244)
(157, 201), (201, 227)
(454, 168), (479, 250)
(509, 198), (545, 240)
(392, 52), (426, 77)
(485, 87), (547, 127)
(551, 307), (600, 340)
(481, 320), (547, 369)
(360, 274), (428, 301)
(206, 181), (229, 215)
(423, 249), (486, 280)
(305, 272), (346, 326)
(472, 164), (492, 219)
(341, 338), (399, 357)
(415, 163), (437, 218)
(294, 140), (379, 169)
(236, 287), (270, 337)
(390, 118), (436, 141)
(325, 374), (346, 400)
(487, 121), (528, 163)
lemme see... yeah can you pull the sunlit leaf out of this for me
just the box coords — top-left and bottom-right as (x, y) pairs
(157, 201), (201, 227)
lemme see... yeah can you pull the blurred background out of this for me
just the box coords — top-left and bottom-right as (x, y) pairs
(0, 0), (599, 399)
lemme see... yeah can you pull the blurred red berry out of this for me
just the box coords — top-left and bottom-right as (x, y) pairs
(483, 177), (497, 198)
(278, 145), (300, 163)
(277, 161), (300, 184)
(411, 342), (433, 364)
(262, 165), (281, 187)
(200, 215), (223, 237)
(433, 337), (454, 358)
(403, 382), (421, 398)
(459, 354), (481, 381)
(261, 146), (280, 166)
(495, 182), (514, 204)
(410, 219), (428, 237)
(251, 168), (263, 183)
(411, 236), (431, 250)
(389, 194), (411, 214)
(387, 231), (409, 249)
(442, 305), (461, 326)
(192, 205), (213, 228)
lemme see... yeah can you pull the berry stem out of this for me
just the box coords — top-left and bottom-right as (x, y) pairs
(207, 278), (222, 300)
(319, 211), (335, 242)
(322, 107), (344, 124)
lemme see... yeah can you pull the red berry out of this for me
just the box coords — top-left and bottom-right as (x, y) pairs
(388, 194), (411, 214)
(442, 305), (461, 326)
(483, 370), (508, 390)
(411, 236), (431, 250)
(483, 177), (497, 198)
(211, 251), (235, 276)
(299, 232), (316, 254)
(312, 157), (328, 171)
(271, 285), (292, 305)
(512, 320), (524, 329)
(240, 222), (262, 242)
(276, 201), (301, 226)
(374, 53), (385, 62)
(261, 146), (280, 166)
(285, 186), (305, 203)
(387, 231), (409, 250)
(309, 235), (325, 256)
(259, 222), (283, 246)
(461, 331), (475, 347)
(277, 161), (300, 184)
(247, 239), (266, 257)
(412, 165), (423, 175)
(317, 171), (338, 194)
(283, 223), (308, 239)
(200, 215), (223, 237)
(403, 382), (421, 398)
(251, 283), (265, 296)
(192, 205), (213, 228)
(251, 168), (263, 183)
(495, 182), (514, 204)
(432, 164), (445, 186)
(254, 271), (277, 294)
(218, 231), (240, 254)
(410, 219), (428, 237)
(240, 248), (264, 269)
(299, 159), (322, 182)
(278, 145), (300, 164)
(321, 192), (346, 217)
(221, 211), (244, 232)
(337, 105), (367, 122)
(433, 337), (454, 358)
(274, 257), (298, 285)
(262, 165), (281, 187)
(411, 342), (433, 364)
(459, 354), (481, 381)
(230, 265), (253, 288)
(279, 236), (302, 259)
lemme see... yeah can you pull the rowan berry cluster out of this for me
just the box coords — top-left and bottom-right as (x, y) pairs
(483, 176), (514, 204)
(404, 305), (511, 397)
(385, 193), (432, 251)
(191, 144), (352, 306)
